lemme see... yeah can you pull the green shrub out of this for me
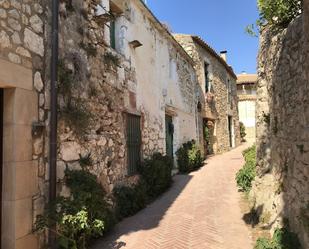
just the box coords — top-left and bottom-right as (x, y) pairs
(236, 145), (256, 192)
(35, 168), (115, 249)
(204, 126), (210, 142)
(258, 0), (302, 29)
(139, 153), (173, 199)
(176, 140), (204, 173)
(254, 228), (301, 249)
(113, 180), (148, 218)
(255, 237), (272, 249)
(239, 122), (246, 141)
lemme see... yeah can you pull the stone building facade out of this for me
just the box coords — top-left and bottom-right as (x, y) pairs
(237, 73), (257, 143)
(56, 0), (198, 192)
(174, 34), (241, 155)
(251, 5), (309, 247)
(0, 0), (198, 248)
(0, 0), (47, 248)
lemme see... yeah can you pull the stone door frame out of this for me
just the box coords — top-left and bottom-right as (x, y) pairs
(0, 59), (39, 249)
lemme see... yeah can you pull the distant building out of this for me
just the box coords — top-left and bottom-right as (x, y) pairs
(174, 34), (241, 155)
(237, 73), (257, 143)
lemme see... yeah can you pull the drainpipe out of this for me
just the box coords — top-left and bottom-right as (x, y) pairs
(49, 0), (59, 248)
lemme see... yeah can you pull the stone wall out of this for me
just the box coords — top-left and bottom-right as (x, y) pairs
(56, 0), (197, 196)
(174, 35), (241, 154)
(252, 9), (309, 247)
(0, 0), (48, 248)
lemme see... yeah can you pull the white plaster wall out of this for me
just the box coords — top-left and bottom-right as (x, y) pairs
(110, 0), (197, 154)
(238, 100), (256, 128)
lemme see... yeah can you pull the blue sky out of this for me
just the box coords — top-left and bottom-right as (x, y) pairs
(146, 0), (259, 74)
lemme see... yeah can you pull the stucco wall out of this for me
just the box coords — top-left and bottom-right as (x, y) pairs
(252, 10), (309, 247)
(238, 100), (256, 142)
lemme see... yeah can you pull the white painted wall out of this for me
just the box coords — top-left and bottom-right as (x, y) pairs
(238, 101), (256, 128)
(104, 0), (198, 155)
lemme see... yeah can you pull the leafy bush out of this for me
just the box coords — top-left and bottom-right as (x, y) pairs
(258, 0), (302, 29)
(254, 228), (301, 249)
(114, 153), (173, 218)
(113, 179), (148, 218)
(139, 153), (173, 198)
(35, 168), (115, 249)
(204, 126), (210, 142)
(239, 122), (246, 141)
(236, 145), (256, 192)
(176, 140), (204, 173)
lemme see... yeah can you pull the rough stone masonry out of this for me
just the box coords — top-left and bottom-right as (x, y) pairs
(252, 5), (309, 247)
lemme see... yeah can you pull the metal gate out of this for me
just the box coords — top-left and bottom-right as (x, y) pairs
(0, 89), (3, 248)
(126, 114), (141, 175)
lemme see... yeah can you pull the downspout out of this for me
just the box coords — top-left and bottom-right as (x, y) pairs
(49, 0), (59, 247)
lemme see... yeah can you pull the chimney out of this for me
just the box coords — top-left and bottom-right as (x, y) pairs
(220, 50), (227, 62)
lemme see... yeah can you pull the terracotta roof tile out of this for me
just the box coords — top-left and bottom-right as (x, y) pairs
(237, 74), (257, 84)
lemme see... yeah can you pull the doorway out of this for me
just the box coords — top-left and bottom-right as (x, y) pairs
(228, 116), (234, 148)
(0, 89), (3, 248)
(165, 115), (174, 159)
(203, 118), (214, 156)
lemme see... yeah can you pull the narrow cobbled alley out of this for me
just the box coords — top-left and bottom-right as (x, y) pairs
(93, 145), (252, 249)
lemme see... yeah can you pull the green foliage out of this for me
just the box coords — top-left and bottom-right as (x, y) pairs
(58, 59), (93, 135)
(263, 112), (271, 126)
(79, 42), (97, 57)
(204, 126), (210, 142)
(103, 52), (120, 69)
(239, 122), (247, 141)
(114, 153), (173, 219)
(258, 0), (302, 29)
(35, 168), (115, 249)
(58, 209), (104, 249)
(245, 24), (259, 37)
(255, 237), (273, 249)
(60, 100), (93, 135)
(176, 140), (204, 173)
(139, 153), (173, 198)
(78, 153), (93, 168)
(113, 180), (148, 218)
(58, 60), (75, 99)
(61, 0), (74, 12)
(254, 228), (301, 249)
(297, 144), (305, 154)
(236, 145), (256, 192)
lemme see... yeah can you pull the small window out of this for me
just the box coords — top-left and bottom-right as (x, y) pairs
(204, 63), (210, 93)
(109, 2), (122, 50)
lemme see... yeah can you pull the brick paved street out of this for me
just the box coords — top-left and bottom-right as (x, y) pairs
(93, 145), (253, 249)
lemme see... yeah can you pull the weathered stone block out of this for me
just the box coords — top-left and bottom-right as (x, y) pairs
(24, 28), (44, 56)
